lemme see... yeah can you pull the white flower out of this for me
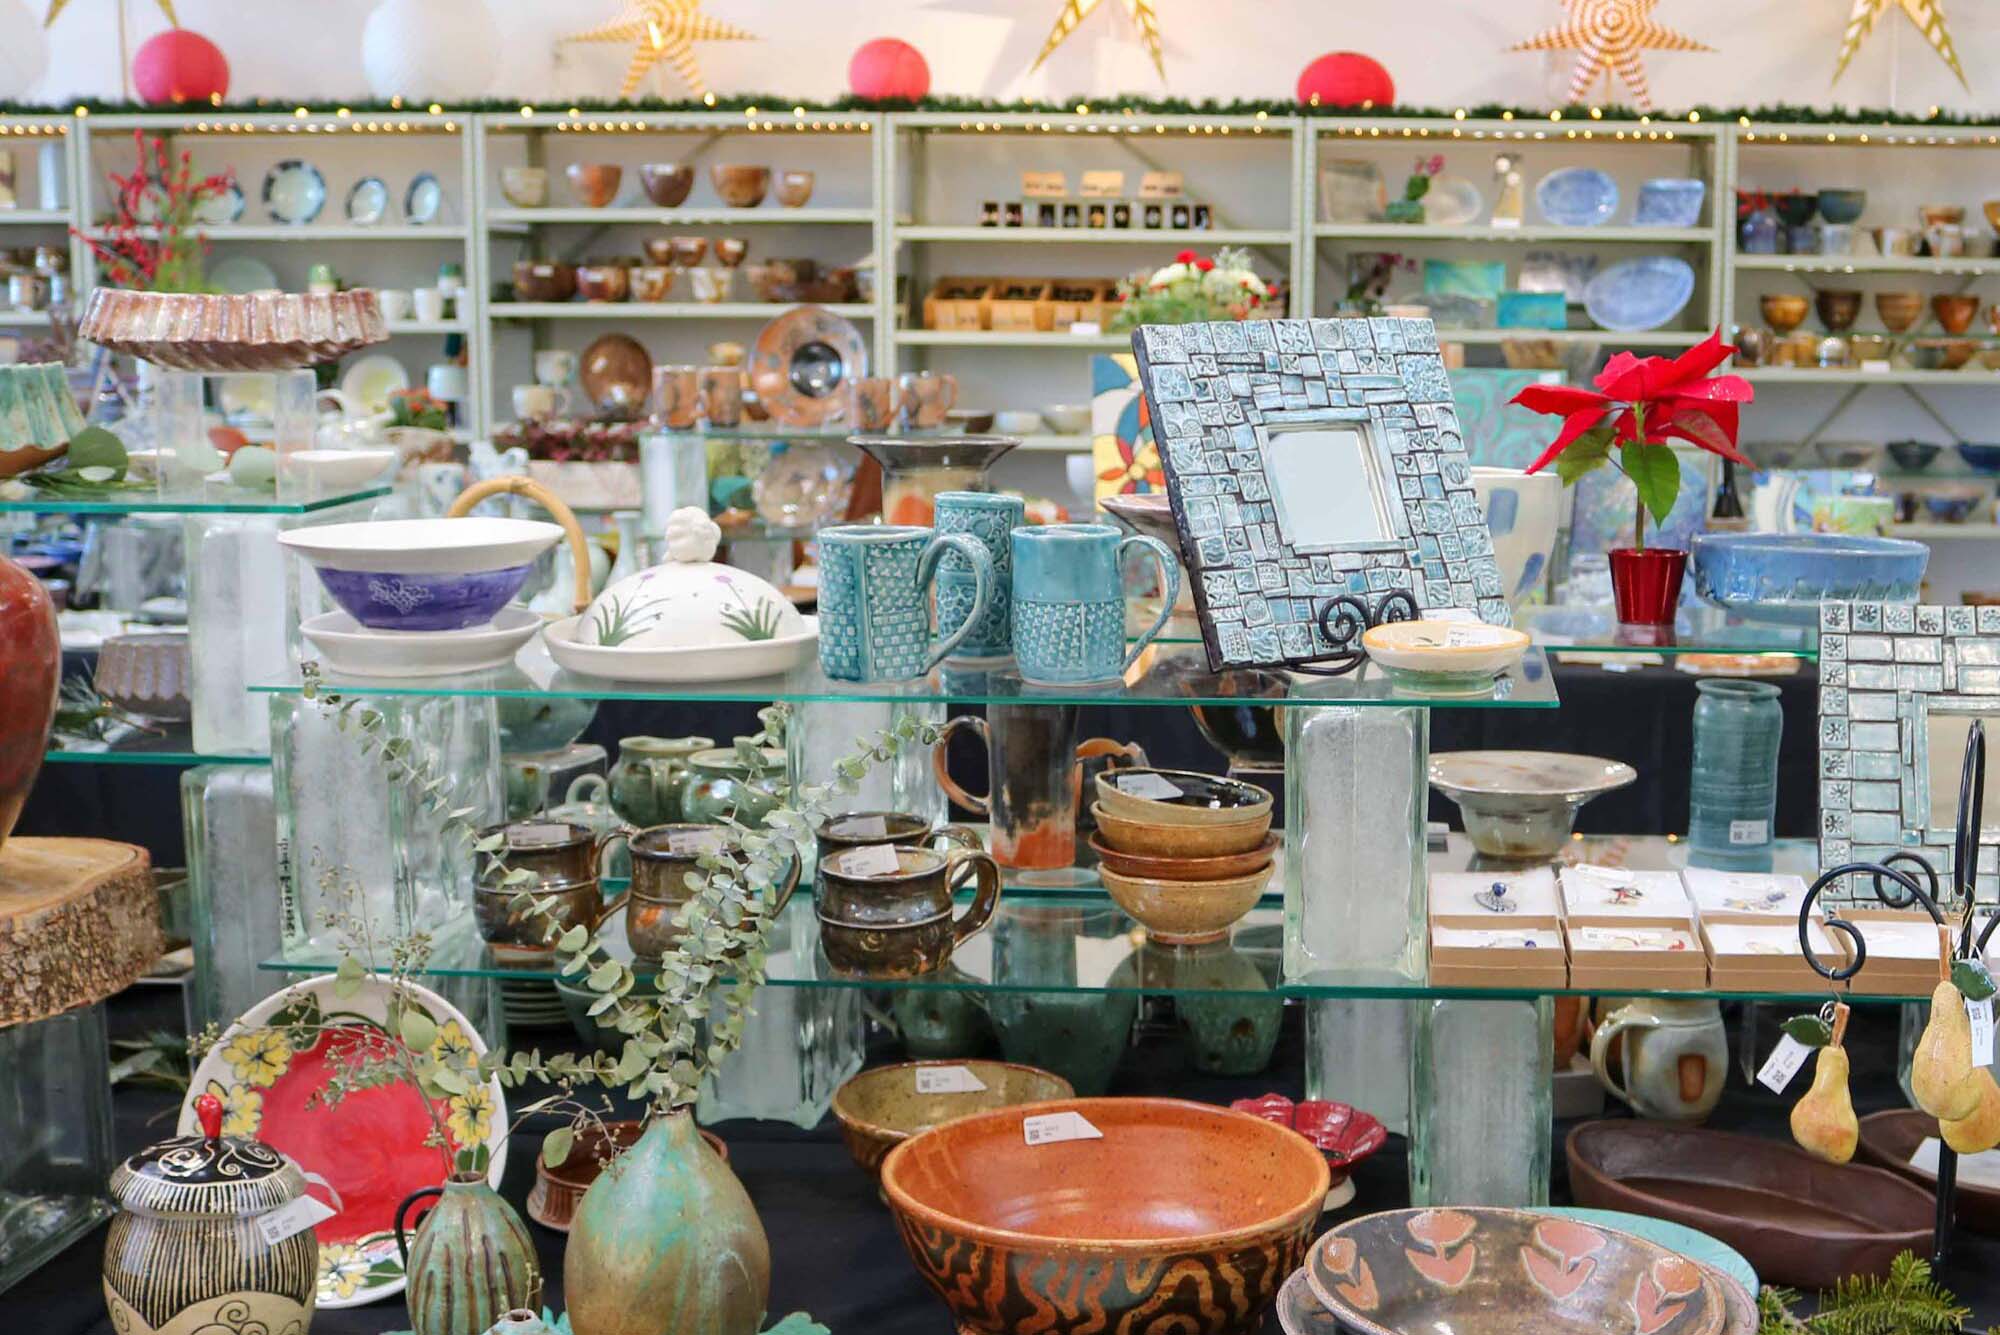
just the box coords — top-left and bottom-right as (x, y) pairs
(1150, 261), (1193, 286)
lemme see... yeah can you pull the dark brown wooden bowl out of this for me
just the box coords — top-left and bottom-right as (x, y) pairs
(1857, 1108), (2000, 1233)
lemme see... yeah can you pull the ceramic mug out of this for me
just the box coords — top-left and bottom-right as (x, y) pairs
(376, 288), (412, 321)
(852, 376), (896, 431)
(413, 287), (446, 322)
(650, 365), (701, 429)
(933, 490), (1022, 661)
(816, 524), (994, 682)
(1589, 997), (1728, 1122)
(898, 371), (957, 428)
(535, 349), (577, 386)
(816, 844), (1002, 978)
(1011, 523), (1179, 686)
(425, 362), (468, 405)
(472, 818), (628, 959)
(699, 366), (744, 426)
(813, 810), (982, 901)
(932, 708), (1145, 870)
(512, 383), (573, 420)
(625, 823), (801, 960)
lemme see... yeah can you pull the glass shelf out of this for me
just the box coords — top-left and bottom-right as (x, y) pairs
(0, 483), (392, 516)
(251, 640), (1561, 709)
(45, 723), (267, 766)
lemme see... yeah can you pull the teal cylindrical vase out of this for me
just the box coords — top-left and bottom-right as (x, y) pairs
(1687, 678), (1783, 871)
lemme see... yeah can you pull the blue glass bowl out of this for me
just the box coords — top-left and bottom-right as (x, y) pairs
(1535, 167), (1619, 226)
(1958, 442), (2000, 475)
(1690, 533), (1928, 625)
(1634, 178), (1706, 227)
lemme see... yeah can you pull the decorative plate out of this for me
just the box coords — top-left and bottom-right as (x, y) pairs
(404, 172), (443, 224)
(263, 159), (328, 225)
(749, 304), (868, 426)
(545, 613), (817, 683)
(194, 180), (246, 225)
(208, 255), (281, 295)
(346, 176), (390, 225)
(179, 974), (507, 1309)
(1529, 1207), (1758, 1297)
(579, 333), (653, 416)
(301, 605), (542, 678)
(1425, 176), (1484, 227)
(340, 352), (411, 416)
(1535, 167), (1620, 227)
(1584, 256), (1696, 332)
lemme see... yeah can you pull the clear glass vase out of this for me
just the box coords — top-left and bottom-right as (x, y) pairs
(1688, 678), (1783, 871)
(0, 1004), (115, 1294)
(1410, 995), (1553, 1207)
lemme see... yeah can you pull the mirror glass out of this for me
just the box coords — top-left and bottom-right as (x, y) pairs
(1263, 424), (1392, 547)
(1925, 707), (2000, 834)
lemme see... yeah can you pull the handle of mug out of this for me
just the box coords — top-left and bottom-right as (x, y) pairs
(394, 1185), (444, 1271)
(948, 850), (1002, 949)
(918, 531), (993, 671)
(565, 773), (609, 806)
(762, 850), (802, 917)
(930, 715), (991, 816)
(1118, 533), (1182, 672)
(933, 823), (985, 888)
(1587, 1005), (1653, 1105)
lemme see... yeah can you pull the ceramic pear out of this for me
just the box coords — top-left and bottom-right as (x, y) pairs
(1942, 1068), (2000, 1155)
(1789, 1042), (1857, 1164)
(1913, 979), (1982, 1121)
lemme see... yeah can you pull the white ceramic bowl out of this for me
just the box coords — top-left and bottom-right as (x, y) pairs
(1039, 403), (1090, 435)
(280, 448), (397, 492)
(544, 613), (817, 683)
(1362, 619), (1530, 693)
(995, 410), (1045, 435)
(300, 606), (543, 678)
(278, 516), (563, 575)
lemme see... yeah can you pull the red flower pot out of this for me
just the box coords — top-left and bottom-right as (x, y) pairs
(1608, 546), (1687, 631)
(0, 552), (58, 850)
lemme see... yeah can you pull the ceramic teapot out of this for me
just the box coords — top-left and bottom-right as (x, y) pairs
(1589, 997), (1728, 1122)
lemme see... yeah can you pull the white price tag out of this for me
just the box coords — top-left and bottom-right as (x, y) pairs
(255, 1193), (336, 1246)
(1756, 1035), (1812, 1093)
(1067, 321), (1103, 337)
(1023, 1111), (1103, 1145)
(1117, 772), (1184, 801)
(1971, 998), (1996, 1067)
(841, 814), (889, 839)
(915, 1065), (990, 1094)
(667, 829), (723, 857)
(1729, 819), (1770, 846)
(1444, 624), (1493, 648)
(512, 822), (573, 847)
(840, 843), (903, 877)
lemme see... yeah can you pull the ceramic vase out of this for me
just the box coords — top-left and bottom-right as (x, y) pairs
(608, 735), (714, 826)
(1588, 998), (1728, 1122)
(1738, 205), (1780, 254)
(0, 549), (58, 850)
(1688, 678), (1784, 871)
(1607, 546), (1686, 631)
(397, 1175), (543, 1335)
(564, 1112), (770, 1335)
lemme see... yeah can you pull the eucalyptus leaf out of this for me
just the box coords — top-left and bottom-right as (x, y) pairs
(542, 1125), (576, 1168)
(1780, 1014), (1833, 1047)
(400, 1008), (439, 1053)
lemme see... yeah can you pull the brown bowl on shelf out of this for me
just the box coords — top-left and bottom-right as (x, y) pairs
(1091, 802), (1272, 859)
(1874, 290), (1923, 333)
(527, 1119), (728, 1231)
(1759, 292), (1810, 335)
(1911, 337), (1978, 370)
(831, 1061), (1073, 1179)
(565, 162), (622, 208)
(629, 264), (674, 303)
(576, 263), (630, 302)
(1919, 202), (1966, 227)
(1088, 831), (1278, 882)
(668, 235), (708, 268)
(1099, 863), (1273, 944)
(1814, 288), (1861, 332)
(511, 260), (576, 303)
(1934, 293), (1981, 335)
(775, 169), (815, 208)
(640, 236), (677, 266)
(1093, 768), (1274, 828)
(882, 1097), (1327, 1335)
(638, 162), (694, 208)
(710, 163), (770, 208)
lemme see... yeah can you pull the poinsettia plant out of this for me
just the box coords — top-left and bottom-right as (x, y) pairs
(1109, 247), (1271, 328)
(1511, 330), (1754, 549)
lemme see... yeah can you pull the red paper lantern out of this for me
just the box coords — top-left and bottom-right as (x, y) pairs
(848, 37), (930, 102)
(1296, 51), (1394, 109)
(132, 28), (229, 106)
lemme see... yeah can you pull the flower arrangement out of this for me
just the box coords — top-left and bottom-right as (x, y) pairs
(1109, 246), (1271, 329)
(388, 386), (451, 431)
(1386, 154), (1444, 223)
(74, 128), (234, 293)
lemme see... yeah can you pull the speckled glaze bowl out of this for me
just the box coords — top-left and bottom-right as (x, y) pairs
(638, 163), (694, 208)
(831, 1060), (1074, 1179)
(710, 163), (770, 208)
(1091, 804), (1272, 859)
(1099, 863), (1273, 944)
(1092, 769), (1273, 828)
(883, 1097), (1328, 1335)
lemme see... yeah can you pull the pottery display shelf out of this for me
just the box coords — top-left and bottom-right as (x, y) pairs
(0, 482), (392, 516)
(43, 723), (272, 768)
(491, 301), (875, 321)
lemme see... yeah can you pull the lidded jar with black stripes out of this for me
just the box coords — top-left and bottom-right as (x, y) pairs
(103, 1092), (319, 1335)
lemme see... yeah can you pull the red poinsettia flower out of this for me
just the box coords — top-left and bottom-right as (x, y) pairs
(1174, 249), (1199, 264)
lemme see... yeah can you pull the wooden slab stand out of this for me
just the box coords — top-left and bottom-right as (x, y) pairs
(0, 837), (156, 1027)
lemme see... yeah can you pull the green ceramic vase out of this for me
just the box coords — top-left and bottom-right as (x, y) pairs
(396, 1175), (542, 1335)
(564, 1111), (769, 1335)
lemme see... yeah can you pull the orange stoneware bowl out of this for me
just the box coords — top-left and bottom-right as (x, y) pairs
(1091, 803), (1272, 859)
(1088, 831), (1279, 882)
(882, 1097), (1329, 1335)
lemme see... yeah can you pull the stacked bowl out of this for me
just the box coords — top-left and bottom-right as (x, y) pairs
(1087, 768), (1276, 944)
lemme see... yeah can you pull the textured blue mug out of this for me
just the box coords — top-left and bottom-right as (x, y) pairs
(934, 491), (1023, 661)
(1011, 523), (1179, 685)
(817, 524), (993, 682)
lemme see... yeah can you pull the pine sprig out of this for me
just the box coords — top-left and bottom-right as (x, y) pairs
(1755, 1254), (1972, 1335)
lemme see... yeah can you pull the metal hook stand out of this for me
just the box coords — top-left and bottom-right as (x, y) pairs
(1292, 589), (1420, 677)
(1795, 719), (1989, 1269)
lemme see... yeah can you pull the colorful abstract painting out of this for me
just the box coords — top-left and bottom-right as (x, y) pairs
(1091, 353), (1164, 504)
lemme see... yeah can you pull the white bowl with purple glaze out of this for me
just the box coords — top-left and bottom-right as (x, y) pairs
(279, 516), (563, 631)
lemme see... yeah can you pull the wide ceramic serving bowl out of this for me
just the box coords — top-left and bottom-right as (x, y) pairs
(882, 1097), (1329, 1335)
(277, 516), (563, 631)
(1093, 768), (1273, 827)
(1688, 532), (1927, 626)
(1428, 750), (1637, 859)
(1360, 619), (1529, 694)
(831, 1061), (1074, 1179)
(1099, 863), (1274, 944)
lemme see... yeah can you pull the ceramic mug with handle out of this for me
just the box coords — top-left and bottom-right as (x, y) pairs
(511, 383), (574, 420)
(897, 371), (956, 428)
(816, 524), (993, 682)
(932, 706), (1146, 870)
(1589, 997), (1728, 1122)
(1010, 523), (1179, 686)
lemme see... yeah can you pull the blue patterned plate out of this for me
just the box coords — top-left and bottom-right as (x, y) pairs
(1535, 167), (1619, 226)
(1583, 256), (1695, 332)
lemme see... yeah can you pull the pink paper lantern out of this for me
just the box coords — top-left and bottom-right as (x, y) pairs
(132, 28), (229, 105)
(1296, 51), (1394, 109)
(849, 37), (930, 102)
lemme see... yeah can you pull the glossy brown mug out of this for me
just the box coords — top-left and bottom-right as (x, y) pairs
(651, 365), (701, 428)
(699, 366), (745, 426)
(817, 844), (1002, 978)
(625, 822), (802, 960)
(814, 810), (981, 901)
(852, 377), (897, 431)
(898, 371), (957, 428)
(473, 819), (628, 960)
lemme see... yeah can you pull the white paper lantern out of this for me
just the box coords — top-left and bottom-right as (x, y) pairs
(360, 0), (499, 102)
(0, 0), (49, 100)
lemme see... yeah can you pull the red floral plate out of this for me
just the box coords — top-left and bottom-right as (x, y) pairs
(1230, 1094), (1387, 1208)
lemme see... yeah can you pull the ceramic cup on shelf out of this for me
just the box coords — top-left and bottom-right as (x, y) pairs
(852, 376), (896, 431)
(607, 735), (715, 827)
(817, 524), (994, 682)
(413, 286), (446, 322)
(535, 349), (577, 387)
(698, 366), (745, 426)
(776, 169), (815, 208)
(625, 823), (800, 959)
(376, 288), (412, 321)
(650, 365), (701, 428)
(306, 263), (338, 295)
(816, 844), (1002, 978)
(898, 371), (957, 428)
(933, 490), (1023, 661)
(931, 709), (1145, 871)
(813, 810), (982, 900)
(425, 361), (468, 405)
(501, 165), (549, 208)
(512, 383), (573, 420)
(1010, 523), (1179, 686)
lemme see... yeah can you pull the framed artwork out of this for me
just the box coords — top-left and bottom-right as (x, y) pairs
(1817, 600), (2000, 905)
(1090, 352), (1163, 505)
(1129, 315), (1510, 672)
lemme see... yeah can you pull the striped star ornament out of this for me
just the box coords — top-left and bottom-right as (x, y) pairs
(1511, 0), (1712, 113)
(558, 0), (756, 98)
(1832, 0), (1966, 87)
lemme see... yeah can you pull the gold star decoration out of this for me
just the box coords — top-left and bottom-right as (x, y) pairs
(1031, 0), (1165, 80)
(558, 0), (756, 99)
(45, 0), (176, 25)
(1511, 0), (1712, 113)
(1832, 0), (1965, 87)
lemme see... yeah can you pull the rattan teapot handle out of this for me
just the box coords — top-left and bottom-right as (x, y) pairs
(445, 475), (592, 616)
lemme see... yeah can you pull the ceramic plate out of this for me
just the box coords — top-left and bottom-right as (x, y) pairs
(404, 172), (443, 224)
(1426, 175), (1484, 226)
(179, 974), (507, 1309)
(301, 605), (542, 677)
(543, 613), (817, 683)
(749, 304), (868, 427)
(579, 333), (654, 415)
(194, 180), (246, 225)
(263, 159), (327, 225)
(209, 255), (281, 295)
(1529, 1207), (1758, 1296)
(1536, 167), (1620, 226)
(345, 176), (390, 225)
(340, 353), (410, 416)
(1584, 256), (1696, 332)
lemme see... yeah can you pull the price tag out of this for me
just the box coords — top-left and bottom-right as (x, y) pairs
(840, 814), (888, 839)
(1023, 1111), (1103, 1145)
(255, 1193), (337, 1246)
(1021, 170), (1067, 199)
(1117, 772), (1184, 801)
(512, 822), (574, 847)
(1444, 624), (1494, 648)
(915, 1065), (989, 1094)
(1067, 321), (1103, 337)
(1756, 1034), (1812, 1093)
(1079, 169), (1126, 198)
(840, 843), (903, 877)
(1729, 819), (1770, 846)
(1971, 998), (1996, 1067)
(1138, 169), (1184, 200)
(667, 829), (723, 857)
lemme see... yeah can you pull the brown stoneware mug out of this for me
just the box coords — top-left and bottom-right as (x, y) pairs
(625, 822), (800, 960)
(816, 844), (1001, 978)
(651, 365), (701, 428)
(898, 371), (957, 428)
(699, 365), (745, 425)
(852, 376), (896, 431)
(474, 819), (628, 960)
(813, 810), (981, 901)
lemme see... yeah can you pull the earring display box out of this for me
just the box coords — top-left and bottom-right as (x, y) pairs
(1835, 909), (1958, 996)
(1700, 919), (1845, 992)
(1680, 867), (1812, 923)
(1428, 869), (1567, 988)
(1567, 924), (1708, 990)
(1558, 864), (1696, 929)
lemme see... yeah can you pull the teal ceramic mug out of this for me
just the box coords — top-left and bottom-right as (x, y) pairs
(934, 491), (1023, 661)
(1010, 523), (1179, 685)
(817, 524), (994, 682)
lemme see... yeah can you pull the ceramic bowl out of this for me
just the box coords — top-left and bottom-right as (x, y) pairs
(499, 166), (548, 208)
(1758, 293), (1810, 335)
(1923, 488), (1986, 523)
(1583, 256), (1694, 332)
(1934, 293), (1980, 334)
(1040, 402), (1091, 435)
(94, 631), (190, 721)
(1847, 334), (1891, 364)
(1814, 288), (1861, 332)
(1360, 619), (1529, 694)
(528, 1119), (726, 1232)
(1816, 188), (1866, 224)
(994, 410), (1044, 434)
(1099, 863), (1273, 944)
(775, 169), (815, 207)
(944, 408), (995, 434)
(565, 163), (622, 208)
(1912, 338), (1978, 370)
(1873, 290), (1923, 332)
(710, 163), (770, 207)
(1092, 803), (1273, 859)
(1919, 203), (1966, 227)
(629, 264), (674, 303)
(576, 263), (630, 303)
(1958, 442), (2000, 474)
(1093, 768), (1273, 827)
(277, 516), (563, 632)
(1229, 1095), (1389, 1210)
(512, 260), (575, 303)
(638, 163), (694, 208)
(1633, 178), (1705, 227)
(280, 447), (396, 492)
(1748, 439), (1802, 469)
(882, 1097), (1327, 1335)
(1427, 751), (1637, 860)
(1885, 439), (1940, 471)
(1689, 532), (1928, 624)
(1774, 193), (1818, 227)
(1534, 167), (1618, 226)
(1812, 438), (1879, 469)
(1087, 832), (1278, 883)
(831, 1061), (1074, 1179)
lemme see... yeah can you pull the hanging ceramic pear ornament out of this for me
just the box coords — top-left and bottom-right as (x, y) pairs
(1912, 926), (1982, 1121)
(1788, 1003), (1858, 1164)
(1942, 952), (2000, 1153)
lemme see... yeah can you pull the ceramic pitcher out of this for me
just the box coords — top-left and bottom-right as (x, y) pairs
(608, 735), (714, 826)
(1589, 997), (1728, 1122)
(931, 705), (1145, 870)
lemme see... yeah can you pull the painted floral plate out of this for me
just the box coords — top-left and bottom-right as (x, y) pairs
(179, 974), (507, 1309)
